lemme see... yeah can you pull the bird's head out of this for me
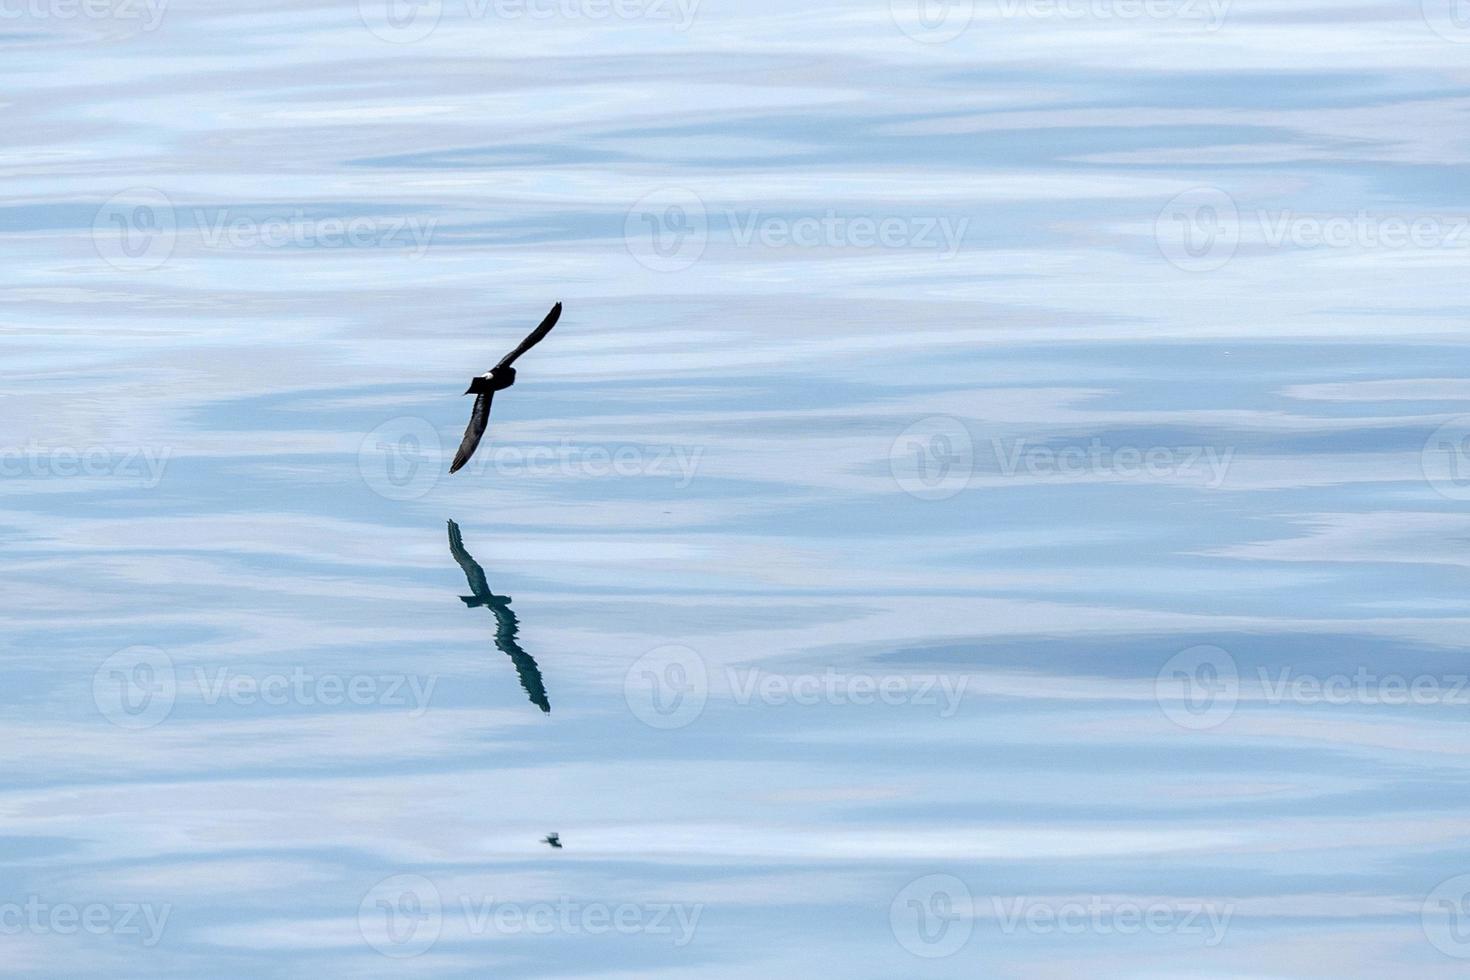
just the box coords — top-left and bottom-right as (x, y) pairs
(465, 367), (517, 395)
(479, 367), (515, 393)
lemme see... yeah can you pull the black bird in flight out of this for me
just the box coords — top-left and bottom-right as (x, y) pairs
(447, 520), (551, 713)
(542, 832), (562, 849)
(450, 301), (562, 475)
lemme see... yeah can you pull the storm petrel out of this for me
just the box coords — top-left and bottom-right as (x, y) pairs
(446, 520), (551, 713)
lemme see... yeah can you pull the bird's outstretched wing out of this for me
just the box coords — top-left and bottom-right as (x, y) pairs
(450, 391), (493, 474)
(508, 645), (550, 713)
(446, 520), (490, 597)
(495, 302), (562, 371)
(486, 599), (549, 712)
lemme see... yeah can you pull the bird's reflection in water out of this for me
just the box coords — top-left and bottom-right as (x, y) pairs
(447, 520), (550, 713)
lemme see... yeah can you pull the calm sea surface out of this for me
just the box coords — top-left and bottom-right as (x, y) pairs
(4, 0), (1470, 975)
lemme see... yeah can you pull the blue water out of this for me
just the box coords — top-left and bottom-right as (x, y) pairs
(5, 0), (1470, 975)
